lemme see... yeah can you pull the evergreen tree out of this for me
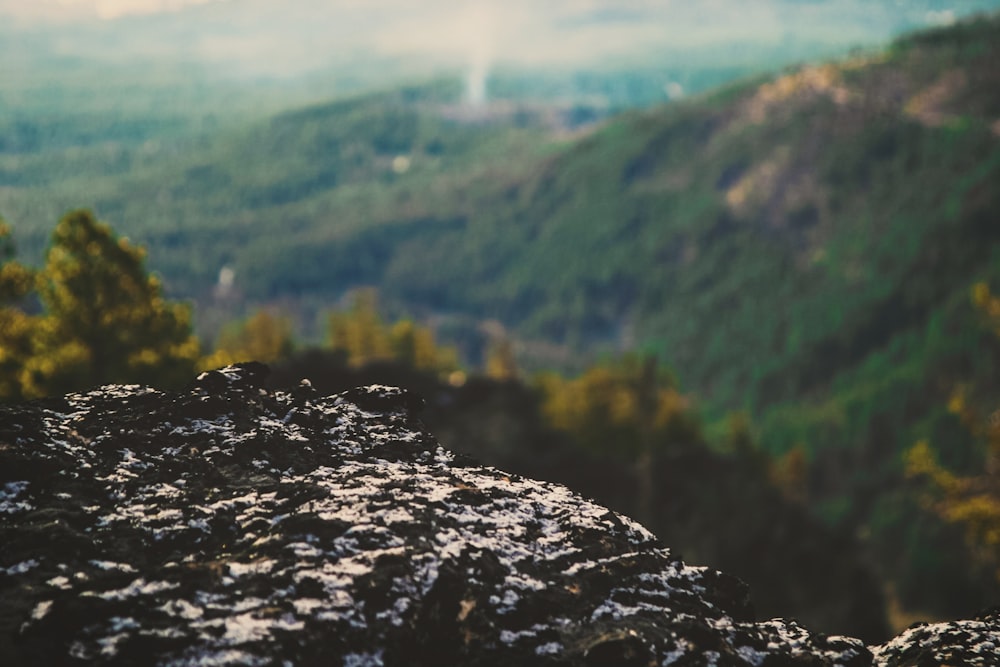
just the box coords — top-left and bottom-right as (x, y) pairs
(21, 210), (199, 397)
(0, 219), (36, 400)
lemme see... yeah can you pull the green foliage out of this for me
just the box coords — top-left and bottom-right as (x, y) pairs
(0, 219), (37, 400)
(904, 283), (1000, 583)
(19, 210), (200, 397)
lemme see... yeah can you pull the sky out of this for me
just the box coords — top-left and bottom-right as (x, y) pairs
(7, 0), (217, 20)
(4, 0), (992, 22)
(4, 1), (1000, 87)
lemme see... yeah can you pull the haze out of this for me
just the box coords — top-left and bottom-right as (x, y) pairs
(6, 0), (1000, 87)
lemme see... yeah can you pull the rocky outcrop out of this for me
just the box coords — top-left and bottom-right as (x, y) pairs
(268, 354), (891, 643)
(0, 363), (995, 665)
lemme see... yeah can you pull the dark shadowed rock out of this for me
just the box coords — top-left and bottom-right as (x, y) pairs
(0, 363), (995, 665)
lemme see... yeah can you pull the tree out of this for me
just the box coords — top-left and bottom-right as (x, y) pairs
(0, 218), (36, 400)
(484, 337), (519, 381)
(327, 288), (392, 366)
(200, 309), (295, 370)
(389, 319), (457, 372)
(537, 355), (701, 527)
(537, 355), (700, 458)
(770, 443), (809, 503)
(326, 288), (458, 373)
(904, 282), (1000, 582)
(21, 210), (199, 397)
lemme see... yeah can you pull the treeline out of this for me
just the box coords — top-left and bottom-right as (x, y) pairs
(0, 210), (462, 401)
(904, 283), (1000, 590)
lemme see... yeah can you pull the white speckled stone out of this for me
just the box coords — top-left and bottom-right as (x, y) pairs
(0, 364), (990, 665)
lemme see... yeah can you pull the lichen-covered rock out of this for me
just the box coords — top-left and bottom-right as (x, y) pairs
(871, 610), (1000, 666)
(0, 363), (991, 665)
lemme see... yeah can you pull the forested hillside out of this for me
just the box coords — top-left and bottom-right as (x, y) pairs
(4, 17), (997, 379)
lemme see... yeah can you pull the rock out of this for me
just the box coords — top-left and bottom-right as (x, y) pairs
(267, 359), (891, 642)
(0, 363), (992, 665)
(870, 609), (1000, 666)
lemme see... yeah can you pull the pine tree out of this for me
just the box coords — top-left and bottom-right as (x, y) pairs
(21, 210), (199, 397)
(0, 219), (36, 400)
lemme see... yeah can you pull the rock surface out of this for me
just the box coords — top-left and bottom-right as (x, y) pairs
(0, 363), (995, 665)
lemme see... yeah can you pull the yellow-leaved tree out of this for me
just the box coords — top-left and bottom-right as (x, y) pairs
(200, 309), (295, 370)
(327, 289), (457, 373)
(327, 289), (393, 365)
(20, 210), (200, 397)
(904, 282), (1000, 581)
(484, 337), (519, 381)
(537, 355), (701, 526)
(537, 355), (699, 456)
(388, 319), (457, 372)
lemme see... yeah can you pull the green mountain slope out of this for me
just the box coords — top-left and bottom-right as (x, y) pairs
(372, 24), (1000, 613)
(0, 80), (553, 292)
(5, 16), (998, 413)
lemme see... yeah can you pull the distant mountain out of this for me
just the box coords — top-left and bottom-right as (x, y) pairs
(6, 0), (999, 124)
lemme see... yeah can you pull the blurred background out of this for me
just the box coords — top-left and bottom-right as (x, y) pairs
(3, 0), (1000, 645)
